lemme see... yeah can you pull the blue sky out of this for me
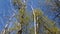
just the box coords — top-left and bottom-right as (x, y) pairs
(0, 0), (13, 31)
(0, 0), (60, 32)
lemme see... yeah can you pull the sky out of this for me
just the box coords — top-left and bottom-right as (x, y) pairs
(0, 0), (14, 31)
(0, 0), (60, 32)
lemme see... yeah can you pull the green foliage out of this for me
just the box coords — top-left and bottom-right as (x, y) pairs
(29, 27), (35, 34)
(32, 8), (60, 34)
(9, 0), (60, 34)
(33, 9), (43, 17)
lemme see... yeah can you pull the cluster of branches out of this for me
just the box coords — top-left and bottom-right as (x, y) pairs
(46, 0), (60, 21)
(1, 0), (60, 34)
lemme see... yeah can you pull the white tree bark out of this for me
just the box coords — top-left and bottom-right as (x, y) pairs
(31, 5), (37, 34)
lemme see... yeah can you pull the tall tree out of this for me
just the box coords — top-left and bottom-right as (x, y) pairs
(12, 0), (30, 34)
(32, 8), (60, 34)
